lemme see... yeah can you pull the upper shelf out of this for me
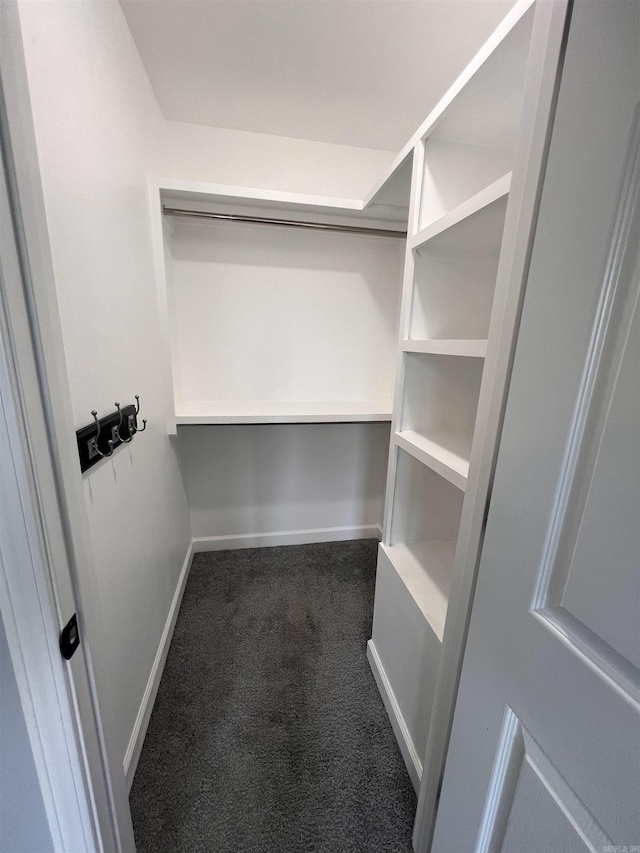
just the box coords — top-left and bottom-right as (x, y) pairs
(409, 193), (508, 341)
(363, 0), (534, 209)
(157, 180), (408, 235)
(157, 178), (363, 214)
(175, 401), (393, 425)
(361, 154), (412, 231)
(411, 173), (511, 252)
(401, 339), (487, 358)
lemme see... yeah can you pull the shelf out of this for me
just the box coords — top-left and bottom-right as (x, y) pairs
(362, 0), (533, 210)
(175, 401), (393, 425)
(399, 352), (483, 480)
(394, 430), (468, 491)
(390, 448), (464, 547)
(418, 140), (512, 233)
(401, 339), (486, 358)
(410, 173), (511, 252)
(361, 153), (412, 229)
(158, 178), (362, 215)
(409, 193), (508, 341)
(381, 540), (455, 642)
(423, 4), (533, 155)
(414, 3), (532, 232)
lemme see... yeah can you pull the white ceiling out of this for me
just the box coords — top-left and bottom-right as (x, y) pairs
(120, 0), (516, 153)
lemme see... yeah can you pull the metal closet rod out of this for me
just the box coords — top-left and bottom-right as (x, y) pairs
(162, 205), (407, 238)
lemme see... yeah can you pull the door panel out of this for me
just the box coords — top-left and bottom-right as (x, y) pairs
(554, 293), (639, 667)
(432, 1), (640, 849)
(480, 708), (611, 853)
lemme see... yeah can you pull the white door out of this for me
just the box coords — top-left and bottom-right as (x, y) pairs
(431, 1), (640, 850)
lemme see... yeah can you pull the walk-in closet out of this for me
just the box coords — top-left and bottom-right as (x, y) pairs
(4, 0), (637, 850)
(146, 0), (538, 801)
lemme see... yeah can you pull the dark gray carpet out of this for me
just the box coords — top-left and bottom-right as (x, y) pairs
(130, 539), (416, 852)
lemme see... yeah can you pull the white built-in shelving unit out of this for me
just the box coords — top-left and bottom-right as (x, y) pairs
(368, 0), (541, 793)
(152, 169), (411, 430)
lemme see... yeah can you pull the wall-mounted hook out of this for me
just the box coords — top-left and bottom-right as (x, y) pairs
(131, 395), (147, 433)
(77, 401), (140, 471)
(88, 410), (115, 458)
(115, 402), (133, 443)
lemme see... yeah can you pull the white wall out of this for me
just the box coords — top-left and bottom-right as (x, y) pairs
(0, 616), (53, 853)
(16, 0), (192, 765)
(160, 119), (396, 199)
(181, 423), (390, 545)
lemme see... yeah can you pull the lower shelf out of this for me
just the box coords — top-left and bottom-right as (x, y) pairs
(175, 400), (393, 424)
(394, 430), (469, 491)
(370, 541), (448, 770)
(381, 539), (456, 642)
(401, 339), (487, 358)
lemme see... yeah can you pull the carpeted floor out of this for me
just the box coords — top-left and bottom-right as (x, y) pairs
(129, 539), (416, 852)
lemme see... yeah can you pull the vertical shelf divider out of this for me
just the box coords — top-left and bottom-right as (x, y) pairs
(381, 140), (425, 544)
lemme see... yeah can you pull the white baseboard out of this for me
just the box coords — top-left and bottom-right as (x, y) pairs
(123, 540), (194, 790)
(366, 639), (422, 793)
(193, 524), (382, 553)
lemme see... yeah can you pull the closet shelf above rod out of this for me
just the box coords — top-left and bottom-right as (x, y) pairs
(162, 206), (407, 239)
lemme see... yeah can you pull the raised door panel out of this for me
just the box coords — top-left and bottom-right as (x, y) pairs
(480, 709), (610, 853)
(552, 294), (639, 668)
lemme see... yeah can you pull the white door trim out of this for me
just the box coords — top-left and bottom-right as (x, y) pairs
(0, 107), (100, 853)
(0, 301), (99, 852)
